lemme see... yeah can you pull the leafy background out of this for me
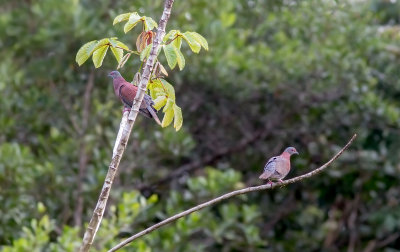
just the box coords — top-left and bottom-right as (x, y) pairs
(1, 0), (400, 251)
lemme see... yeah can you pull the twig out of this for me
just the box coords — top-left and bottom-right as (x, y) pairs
(79, 1), (175, 251)
(109, 134), (357, 252)
(363, 232), (400, 252)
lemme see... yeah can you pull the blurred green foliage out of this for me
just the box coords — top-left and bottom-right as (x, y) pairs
(1, 0), (400, 251)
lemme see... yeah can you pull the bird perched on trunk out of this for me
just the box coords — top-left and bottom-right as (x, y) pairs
(259, 147), (298, 183)
(108, 71), (161, 125)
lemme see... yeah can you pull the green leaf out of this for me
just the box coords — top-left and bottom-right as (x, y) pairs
(92, 45), (109, 68)
(148, 80), (165, 99)
(163, 30), (179, 43)
(173, 36), (182, 50)
(188, 32), (208, 50)
(75, 40), (97, 66)
(110, 47), (123, 63)
(153, 96), (167, 110)
(140, 43), (152, 61)
(92, 38), (110, 52)
(173, 104), (183, 131)
(108, 37), (118, 47)
(163, 98), (174, 112)
(160, 79), (175, 100)
(182, 33), (201, 53)
(116, 41), (130, 51)
(37, 202), (46, 214)
(161, 106), (174, 128)
(163, 44), (177, 69)
(163, 40), (184, 70)
(220, 12), (236, 27)
(176, 48), (185, 70)
(113, 12), (132, 25)
(124, 13), (142, 33)
(144, 17), (158, 31)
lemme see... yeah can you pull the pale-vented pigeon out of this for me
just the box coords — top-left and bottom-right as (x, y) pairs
(108, 71), (161, 125)
(259, 147), (299, 183)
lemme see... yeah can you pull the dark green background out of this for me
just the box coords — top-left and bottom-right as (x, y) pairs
(1, 0), (400, 251)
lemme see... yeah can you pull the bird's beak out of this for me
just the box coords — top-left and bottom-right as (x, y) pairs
(294, 151), (299, 155)
(107, 74), (112, 78)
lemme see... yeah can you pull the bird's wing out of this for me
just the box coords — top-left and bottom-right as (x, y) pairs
(140, 94), (155, 110)
(259, 156), (278, 179)
(274, 157), (290, 178)
(119, 85), (161, 125)
(142, 94), (155, 107)
(119, 84), (136, 107)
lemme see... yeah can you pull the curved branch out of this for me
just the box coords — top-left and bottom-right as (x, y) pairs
(109, 134), (357, 252)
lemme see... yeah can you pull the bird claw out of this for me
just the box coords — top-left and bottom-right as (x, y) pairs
(278, 179), (286, 188)
(266, 179), (285, 188)
(123, 107), (131, 113)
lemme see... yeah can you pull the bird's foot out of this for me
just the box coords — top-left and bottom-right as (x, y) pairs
(123, 107), (131, 113)
(278, 179), (286, 188)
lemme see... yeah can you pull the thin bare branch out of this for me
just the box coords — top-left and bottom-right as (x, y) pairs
(109, 134), (357, 252)
(79, 1), (175, 251)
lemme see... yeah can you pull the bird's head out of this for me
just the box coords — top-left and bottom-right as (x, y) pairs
(108, 71), (121, 79)
(284, 147), (299, 155)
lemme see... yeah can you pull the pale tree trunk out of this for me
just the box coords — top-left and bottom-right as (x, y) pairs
(79, 1), (175, 251)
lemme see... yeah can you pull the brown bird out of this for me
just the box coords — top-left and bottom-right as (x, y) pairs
(108, 71), (161, 125)
(259, 147), (298, 183)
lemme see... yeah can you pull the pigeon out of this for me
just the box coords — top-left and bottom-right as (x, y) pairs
(259, 147), (298, 183)
(108, 71), (161, 125)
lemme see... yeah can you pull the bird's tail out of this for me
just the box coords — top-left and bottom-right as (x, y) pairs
(259, 172), (271, 180)
(147, 105), (162, 126)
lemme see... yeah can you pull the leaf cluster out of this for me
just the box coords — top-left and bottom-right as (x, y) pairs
(75, 11), (208, 131)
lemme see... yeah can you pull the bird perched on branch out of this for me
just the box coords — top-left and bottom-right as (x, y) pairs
(259, 147), (298, 183)
(108, 71), (161, 125)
